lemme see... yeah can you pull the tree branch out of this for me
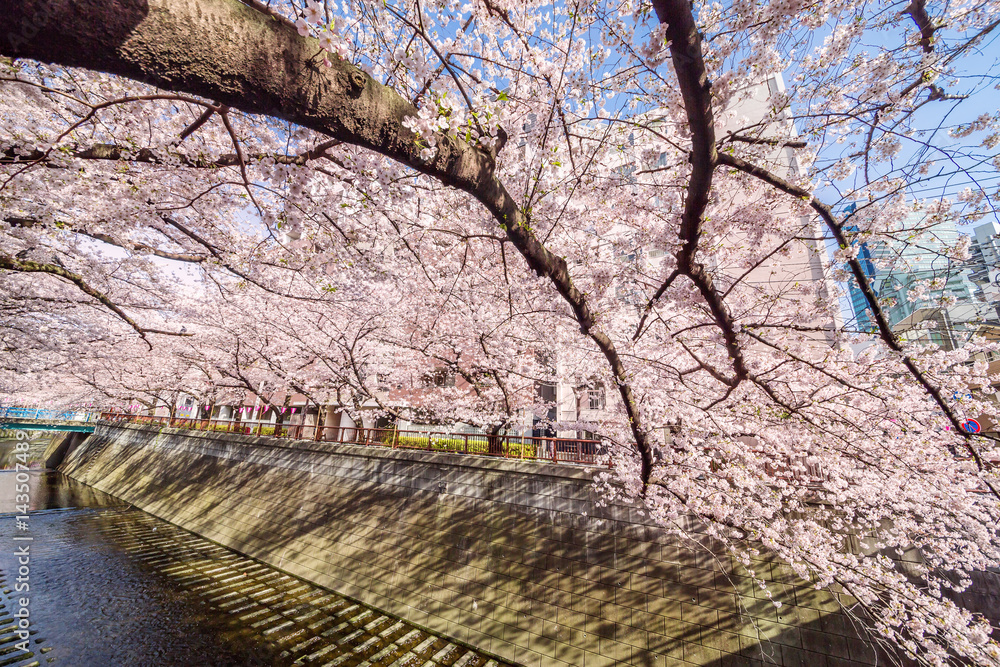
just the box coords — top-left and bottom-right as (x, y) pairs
(1, 142), (339, 168)
(903, 0), (937, 53)
(650, 0), (750, 386)
(718, 151), (1000, 498)
(721, 132), (807, 149)
(5, 215), (208, 263)
(0, 252), (191, 342)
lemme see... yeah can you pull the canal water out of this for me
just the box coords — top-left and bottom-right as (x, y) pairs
(0, 468), (510, 667)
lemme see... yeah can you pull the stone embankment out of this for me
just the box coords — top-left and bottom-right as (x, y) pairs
(58, 422), (900, 667)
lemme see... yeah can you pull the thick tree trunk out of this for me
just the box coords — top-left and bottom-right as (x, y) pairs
(486, 424), (505, 457)
(272, 395), (290, 436)
(1, 0), (501, 202)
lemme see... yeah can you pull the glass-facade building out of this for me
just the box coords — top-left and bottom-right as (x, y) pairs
(844, 209), (996, 348)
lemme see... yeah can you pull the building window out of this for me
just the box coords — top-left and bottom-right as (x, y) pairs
(422, 368), (456, 388)
(588, 387), (606, 410)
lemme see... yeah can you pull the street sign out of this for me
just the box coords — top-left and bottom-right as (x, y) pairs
(962, 419), (982, 434)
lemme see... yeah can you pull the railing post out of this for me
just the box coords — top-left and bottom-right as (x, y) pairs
(552, 438), (558, 463)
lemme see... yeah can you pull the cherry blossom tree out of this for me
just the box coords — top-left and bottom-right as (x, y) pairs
(3, 0), (1000, 662)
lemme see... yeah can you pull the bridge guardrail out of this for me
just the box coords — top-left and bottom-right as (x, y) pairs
(1, 406), (88, 421)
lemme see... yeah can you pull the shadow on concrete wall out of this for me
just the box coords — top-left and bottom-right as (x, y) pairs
(60, 424), (1000, 667)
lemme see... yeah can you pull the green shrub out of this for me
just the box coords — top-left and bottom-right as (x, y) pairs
(390, 433), (536, 457)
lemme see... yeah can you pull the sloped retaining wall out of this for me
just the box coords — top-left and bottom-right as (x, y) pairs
(60, 422), (888, 667)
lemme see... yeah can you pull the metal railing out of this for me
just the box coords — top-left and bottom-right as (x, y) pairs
(1, 406), (89, 421)
(99, 412), (610, 467)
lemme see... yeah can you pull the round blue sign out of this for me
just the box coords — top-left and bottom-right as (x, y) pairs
(962, 419), (982, 434)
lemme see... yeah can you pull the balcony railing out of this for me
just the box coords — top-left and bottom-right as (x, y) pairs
(99, 412), (610, 467)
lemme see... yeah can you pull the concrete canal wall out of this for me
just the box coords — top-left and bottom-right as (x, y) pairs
(58, 422), (893, 667)
(0, 428), (86, 468)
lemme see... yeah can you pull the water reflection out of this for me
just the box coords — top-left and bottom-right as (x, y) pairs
(0, 469), (122, 513)
(0, 432), (56, 470)
(0, 472), (507, 667)
(0, 472), (283, 665)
